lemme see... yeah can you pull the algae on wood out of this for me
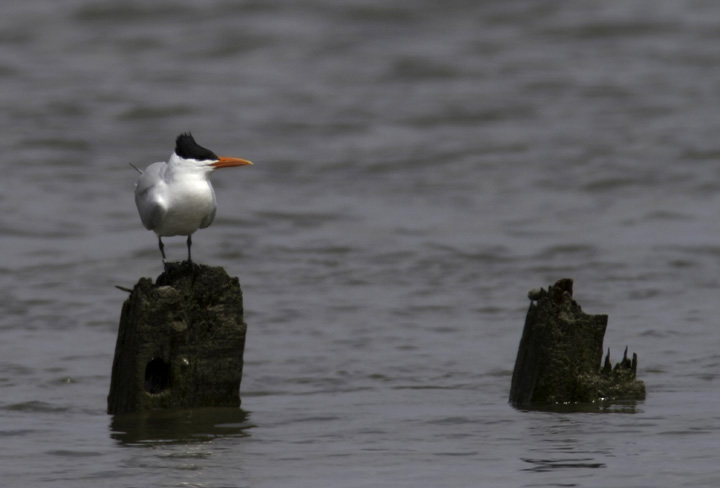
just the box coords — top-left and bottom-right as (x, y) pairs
(509, 278), (645, 407)
(108, 263), (247, 415)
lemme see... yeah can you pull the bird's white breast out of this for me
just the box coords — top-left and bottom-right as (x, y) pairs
(135, 162), (218, 237)
(158, 178), (216, 236)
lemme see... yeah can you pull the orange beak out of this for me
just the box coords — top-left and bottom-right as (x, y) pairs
(211, 156), (253, 169)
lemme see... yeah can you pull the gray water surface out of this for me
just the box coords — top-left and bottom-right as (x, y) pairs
(2, 1), (720, 486)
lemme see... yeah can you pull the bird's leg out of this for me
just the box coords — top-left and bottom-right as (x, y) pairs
(186, 234), (193, 264)
(158, 236), (166, 262)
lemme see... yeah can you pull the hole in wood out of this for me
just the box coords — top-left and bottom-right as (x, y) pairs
(144, 357), (170, 394)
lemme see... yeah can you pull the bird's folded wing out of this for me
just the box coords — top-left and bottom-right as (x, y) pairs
(200, 206), (216, 229)
(137, 198), (167, 231)
(134, 162), (167, 231)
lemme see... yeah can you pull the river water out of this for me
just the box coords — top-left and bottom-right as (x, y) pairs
(2, 1), (720, 486)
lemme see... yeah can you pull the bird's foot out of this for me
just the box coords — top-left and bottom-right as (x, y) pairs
(163, 261), (189, 273)
(181, 259), (202, 272)
(157, 261), (199, 286)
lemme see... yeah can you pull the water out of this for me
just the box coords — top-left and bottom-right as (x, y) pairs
(2, 0), (720, 486)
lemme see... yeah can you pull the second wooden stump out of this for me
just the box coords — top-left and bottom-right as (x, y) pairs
(509, 278), (645, 407)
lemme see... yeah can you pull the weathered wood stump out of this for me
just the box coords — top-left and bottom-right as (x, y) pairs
(509, 278), (645, 407)
(108, 263), (247, 415)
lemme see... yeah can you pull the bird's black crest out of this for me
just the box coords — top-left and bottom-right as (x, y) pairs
(174, 132), (219, 161)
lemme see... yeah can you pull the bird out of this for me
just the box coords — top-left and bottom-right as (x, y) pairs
(132, 132), (253, 264)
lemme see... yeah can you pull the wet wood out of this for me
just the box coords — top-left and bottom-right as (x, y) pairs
(108, 263), (247, 415)
(510, 278), (645, 407)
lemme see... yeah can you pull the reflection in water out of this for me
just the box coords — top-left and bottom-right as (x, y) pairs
(110, 408), (253, 446)
(518, 401), (644, 476)
(514, 400), (643, 414)
(522, 457), (606, 472)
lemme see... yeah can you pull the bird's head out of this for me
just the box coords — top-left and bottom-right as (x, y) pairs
(171, 132), (253, 171)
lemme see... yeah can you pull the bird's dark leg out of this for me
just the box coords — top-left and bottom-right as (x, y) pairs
(158, 236), (166, 262)
(186, 234), (193, 264)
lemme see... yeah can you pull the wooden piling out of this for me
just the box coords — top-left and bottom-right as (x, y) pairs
(108, 263), (247, 415)
(510, 278), (645, 407)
